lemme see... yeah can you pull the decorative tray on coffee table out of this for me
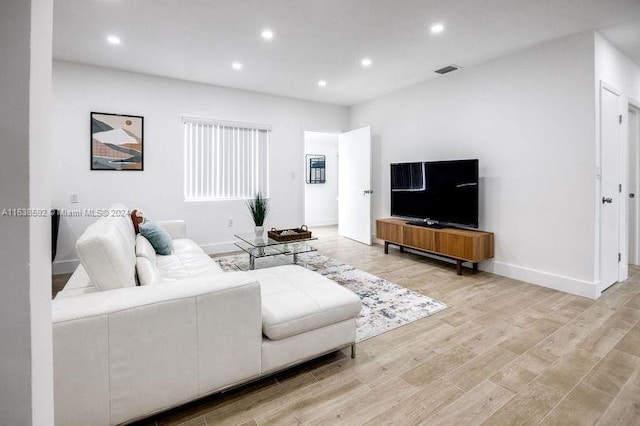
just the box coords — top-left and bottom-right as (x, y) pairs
(267, 225), (312, 242)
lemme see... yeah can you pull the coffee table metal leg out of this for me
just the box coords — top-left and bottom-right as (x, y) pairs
(249, 255), (255, 270)
(293, 252), (298, 264)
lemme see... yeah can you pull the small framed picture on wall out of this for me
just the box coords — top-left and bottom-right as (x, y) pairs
(90, 112), (144, 170)
(306, 154), (326, 184)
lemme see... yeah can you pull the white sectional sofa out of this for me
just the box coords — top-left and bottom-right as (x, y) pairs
(52, 205), (361, 426)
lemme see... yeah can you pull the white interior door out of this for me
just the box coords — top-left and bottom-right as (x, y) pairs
(629, 107), (640, 265)
(600, 85), (622, 290)
(338, 126), (372, 244)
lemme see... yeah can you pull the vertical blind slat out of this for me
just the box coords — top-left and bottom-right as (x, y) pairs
(196, 123), (201, 198)
(184, 124), (189, 199)
(205, 124), (209, 198)
(186, 123), (191, 199)
(217, 125), (221, 198)
(188, 123), (192, 199)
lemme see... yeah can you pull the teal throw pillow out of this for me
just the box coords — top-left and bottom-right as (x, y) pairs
(139, 221), (172, 255)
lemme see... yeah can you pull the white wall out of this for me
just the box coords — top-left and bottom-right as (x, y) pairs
(30, 1), (54, 423)
(0, 0), (54, 424)
(350, 31), (599, 297)
(595, 33), (640, 100)
(304, 131), (339, 226)
(594, 32), (640, 289)
(52, 61), (349, 272)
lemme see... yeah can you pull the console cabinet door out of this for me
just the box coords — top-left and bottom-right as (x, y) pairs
(436, 233), (473, 260)
(403, 226), (436, 251)
(376, 221), (403, 244)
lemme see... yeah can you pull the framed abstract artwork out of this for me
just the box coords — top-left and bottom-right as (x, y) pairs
(90, 112), (144, 170)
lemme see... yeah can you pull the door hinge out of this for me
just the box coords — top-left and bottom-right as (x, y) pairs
(619, 115), (623, 124)
(618, 253), (622, 262)
(619, 183), (622, 193)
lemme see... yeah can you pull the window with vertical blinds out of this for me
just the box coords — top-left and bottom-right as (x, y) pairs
(183, 117), (270, 201)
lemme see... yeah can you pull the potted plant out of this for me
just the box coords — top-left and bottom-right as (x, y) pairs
(247, 191), (269, 236)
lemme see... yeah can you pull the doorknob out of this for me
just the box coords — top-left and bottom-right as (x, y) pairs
(602, 197), (613, 204)
(363, 189), (374, 195)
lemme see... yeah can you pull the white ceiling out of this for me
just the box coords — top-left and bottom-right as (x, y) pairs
(53, 0), (640, 106)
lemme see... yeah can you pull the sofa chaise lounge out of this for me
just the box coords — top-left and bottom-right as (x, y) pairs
(52, 204), (361, 425)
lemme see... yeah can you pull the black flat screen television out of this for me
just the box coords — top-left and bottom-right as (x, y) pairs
(390, 159), (479, 228)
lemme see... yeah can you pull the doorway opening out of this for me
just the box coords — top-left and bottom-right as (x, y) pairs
(599, 83), (623, 292)
(303, 127), (373, 245)
(303, 131), (339, 228)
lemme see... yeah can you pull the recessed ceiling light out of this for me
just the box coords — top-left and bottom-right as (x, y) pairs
(430, 23), (445, 34)
(317, 80), (327, 87)
(261, 29), (274, 40)
(361, 58), (372, 67)
(232, 62), (243, 70)
(107, 35), (121, 45)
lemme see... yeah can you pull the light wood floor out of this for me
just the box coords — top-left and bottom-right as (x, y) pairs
(55, 228), (640, 425)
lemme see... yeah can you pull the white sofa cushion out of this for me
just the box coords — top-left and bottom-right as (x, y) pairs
(76, 212), (137, 291)
(172, 239), (208, 255)
(135, 234), (157, 264)
(154, 239), (224, 280)
(136, 257), (175, 286)
(251, 265), (362, 340)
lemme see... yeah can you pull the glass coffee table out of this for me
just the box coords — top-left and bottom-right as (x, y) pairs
(234, 232), (318, 270)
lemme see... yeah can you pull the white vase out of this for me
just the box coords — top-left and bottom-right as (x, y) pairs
(255, 225), (264, 236)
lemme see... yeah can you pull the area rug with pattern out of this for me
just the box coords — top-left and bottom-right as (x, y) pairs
(214, 252), (449, 342)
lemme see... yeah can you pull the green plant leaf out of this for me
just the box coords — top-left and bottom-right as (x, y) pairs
(247, 191), (269, 226)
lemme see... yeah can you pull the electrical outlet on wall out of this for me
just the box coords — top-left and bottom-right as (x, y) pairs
(228, 219), (233, 227)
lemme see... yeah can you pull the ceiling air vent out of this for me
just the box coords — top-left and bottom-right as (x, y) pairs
(434, 65), (459, 75)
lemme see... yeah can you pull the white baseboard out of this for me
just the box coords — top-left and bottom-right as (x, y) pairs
(483, 261), (600, 299)
(52, 259), (80, 275)
(306, 218), (338, 227)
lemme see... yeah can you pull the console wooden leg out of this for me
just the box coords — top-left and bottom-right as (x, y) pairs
(351, 344), (356, 359)
(456, 260), (462, 275)
(384, 241), (389, 254)
(399, 246), (405, 253)
(473, 262), (478, 273)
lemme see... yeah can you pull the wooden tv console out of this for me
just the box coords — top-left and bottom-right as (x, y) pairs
(376, 218), (494, 275)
